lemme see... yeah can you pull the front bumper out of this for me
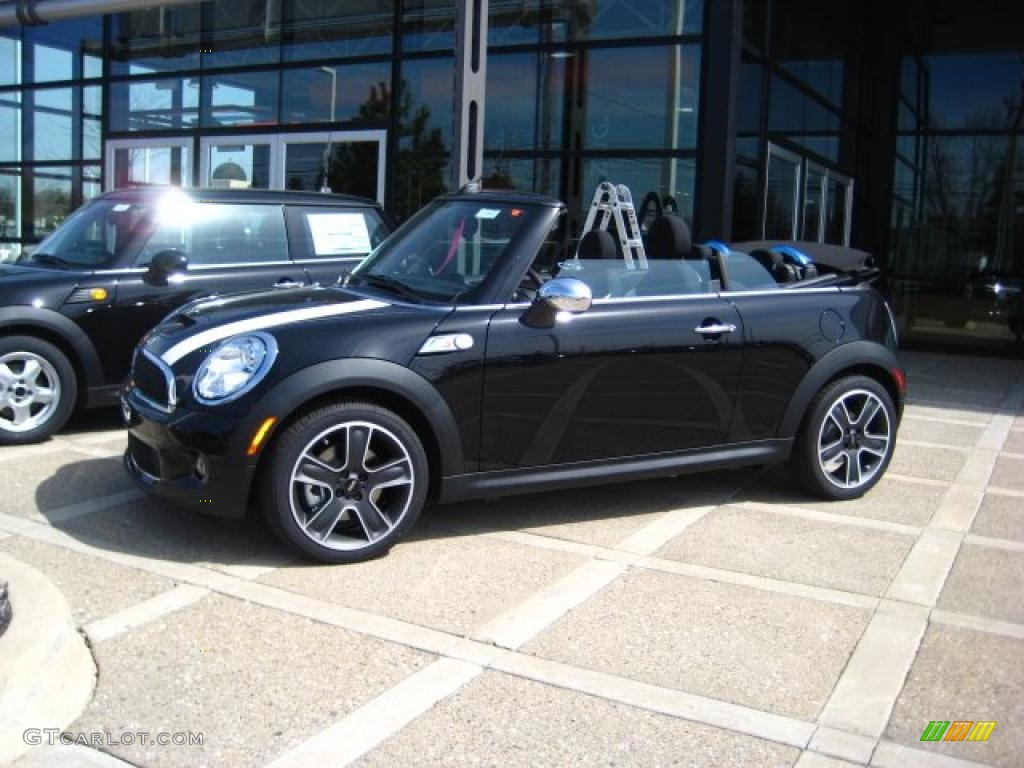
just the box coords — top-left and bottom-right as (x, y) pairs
(122, 389), (257, 520)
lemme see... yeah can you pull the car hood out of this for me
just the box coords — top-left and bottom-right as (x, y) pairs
(142, 285), (450, 370)
(0, 262), (82, 306)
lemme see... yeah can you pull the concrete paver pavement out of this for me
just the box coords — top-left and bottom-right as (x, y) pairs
(2, 349), (1022, 768)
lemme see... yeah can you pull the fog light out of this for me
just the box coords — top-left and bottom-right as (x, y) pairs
(195, 454), (209, 480)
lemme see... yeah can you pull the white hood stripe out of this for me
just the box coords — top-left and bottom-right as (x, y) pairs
(160, 299), (388, 365)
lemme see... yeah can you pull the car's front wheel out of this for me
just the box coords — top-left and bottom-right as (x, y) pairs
(0, 336), (77, 445)
(260, 401), (428, 563)
(789, 375), (896, 500)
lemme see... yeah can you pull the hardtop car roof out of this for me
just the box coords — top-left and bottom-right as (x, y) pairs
(98, 186), (381, 208)
(440, 188), (564, 208)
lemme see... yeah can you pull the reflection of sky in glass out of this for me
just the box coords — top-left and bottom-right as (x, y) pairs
(489, 0), (704, 45)
(583, 157), (696, 221)
(398, 57), (454, 149)
(204, 71), (279, 126)
(927, 54), (1024, 129)
(33, 45), (73, 83)
(0, 36), (19, 86)
(0, 95), (20, 163)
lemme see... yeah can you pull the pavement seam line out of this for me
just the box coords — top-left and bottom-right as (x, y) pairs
(470, 559), (628, 649)
(452, 525), (883, 611)
(929, 608), (1024, 640)
(490, 649), (816, 749)
(83, 584), (210, 644)
(983, 484), (1024, 498)
(870, 739), (994, 768)
(264, 658), (484, 768)
(882, 472), (950, 488)
(262, 469), (764, 765)
(901, 413), (991, 428)
(31, 490), (145, 526)
(963, 532), (1024, 553)
(806, 724), (876, 764)
(0, 506), (954, 760)
(928, 486), (984, 532)
(816, 609), (929, 739)
(897, 439), (972, 453)
(736, 500), (922, 536)
(0, 441), (74, 463)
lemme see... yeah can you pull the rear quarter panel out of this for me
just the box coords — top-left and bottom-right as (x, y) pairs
(727, 286), (893, 441)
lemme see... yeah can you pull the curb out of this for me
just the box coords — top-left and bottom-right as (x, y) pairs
(0, 553), (97, 765)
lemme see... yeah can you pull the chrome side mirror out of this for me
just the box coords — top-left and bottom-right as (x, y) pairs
(523, 277), (592, 328)
(538, 277), (592, 314)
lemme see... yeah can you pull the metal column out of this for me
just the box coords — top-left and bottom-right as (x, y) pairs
(451, 0), (488, 190)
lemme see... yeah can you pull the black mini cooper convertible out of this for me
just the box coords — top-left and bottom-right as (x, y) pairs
(123, 187), (905, 563)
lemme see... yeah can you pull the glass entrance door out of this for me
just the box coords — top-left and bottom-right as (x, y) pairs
(824, 173), (853, 245)
(199, 138), (275, 189)
(802, 163), (826, 242)
(279, 131), (386, 204)
(764, 144), (801, 240)
(105, 138), (192, 190)
(763, 143), (854, 246)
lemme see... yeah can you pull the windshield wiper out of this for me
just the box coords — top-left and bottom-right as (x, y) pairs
(28, 253), (76, 269)
(350, 273), (422, 303)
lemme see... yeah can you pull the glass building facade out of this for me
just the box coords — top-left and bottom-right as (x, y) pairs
(0, 0), (1022, 353)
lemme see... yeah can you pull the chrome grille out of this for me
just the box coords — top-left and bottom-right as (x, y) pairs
(132, 349), (176, 412)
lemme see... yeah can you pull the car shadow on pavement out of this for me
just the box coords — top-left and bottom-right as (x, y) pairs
(59, 406), (123, 436)
(34, 452), (758, 569)
(35, 454), (284, 570)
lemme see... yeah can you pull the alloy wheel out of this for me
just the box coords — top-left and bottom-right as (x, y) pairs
(0, 352), (61, 434)
(816, 388), (892, 490)
(288, 420), (415, 552)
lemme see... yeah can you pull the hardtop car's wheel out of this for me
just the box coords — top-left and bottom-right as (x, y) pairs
(0, 336), (77, 445)
(789, 375), (896, 500)
(259, 401), (428, 563)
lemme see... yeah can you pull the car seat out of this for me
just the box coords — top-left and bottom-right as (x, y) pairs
(645, 214), (727, 290)
(576, 229), (619, 260)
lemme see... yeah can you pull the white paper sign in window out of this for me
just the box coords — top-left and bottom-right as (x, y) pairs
(306, 212), (372, 256)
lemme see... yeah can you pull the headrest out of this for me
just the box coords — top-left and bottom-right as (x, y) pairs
(577, 229), (618, 260)
(646, 215), (691, 259)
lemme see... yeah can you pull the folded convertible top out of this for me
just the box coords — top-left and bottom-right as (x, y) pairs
(730, 240), (875, 274)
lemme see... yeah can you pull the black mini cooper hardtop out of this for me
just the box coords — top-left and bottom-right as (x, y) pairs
(123, 187), (905, 563)
(0, 187), (388, 443)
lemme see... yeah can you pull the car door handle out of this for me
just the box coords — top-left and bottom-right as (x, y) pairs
(274, 278), (303, 289)
(694, 322), (737, 335)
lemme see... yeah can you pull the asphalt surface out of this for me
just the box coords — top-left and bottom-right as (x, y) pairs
(1, 349), (1022, 768)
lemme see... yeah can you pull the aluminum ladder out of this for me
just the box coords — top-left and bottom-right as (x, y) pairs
(581, 182), (648, 269)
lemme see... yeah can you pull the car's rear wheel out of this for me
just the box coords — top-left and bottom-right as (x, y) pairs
(789, 375), (896, 500)
(260, 401), (428, 563)
(0, 336), (77, 445)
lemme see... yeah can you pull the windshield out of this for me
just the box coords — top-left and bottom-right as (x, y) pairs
(348, 199), (539, 303)
(26, 198), (161, 269)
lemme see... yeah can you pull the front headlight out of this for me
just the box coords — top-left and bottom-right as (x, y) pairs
(193, 333), (278, 404)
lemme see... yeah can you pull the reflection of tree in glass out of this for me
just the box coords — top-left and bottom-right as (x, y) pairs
(34, 183), (72, 234)
(483, 156), (514, 189)
(926, 93), (1023, 272)
(326, 80), (446, 221)
(0, 182), (12, 238)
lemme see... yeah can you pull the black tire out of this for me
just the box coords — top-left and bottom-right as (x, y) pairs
(0, 335), (77, 445)
(259, 400), (429, 563)
(788, 375), (896, 500)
